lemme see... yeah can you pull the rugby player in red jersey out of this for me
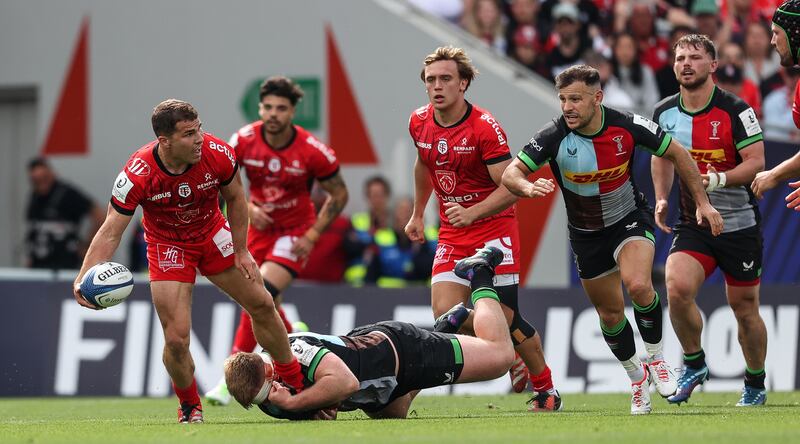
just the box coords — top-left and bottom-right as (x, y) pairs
(205, 77), (348, 406)
(405, 46), (560, 411)
(72, 100), (305, 423)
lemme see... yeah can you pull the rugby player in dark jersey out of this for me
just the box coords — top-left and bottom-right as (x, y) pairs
(222, 247), (516, 420)
(652, 34), (768, 406)
(502, 64), (723, 415)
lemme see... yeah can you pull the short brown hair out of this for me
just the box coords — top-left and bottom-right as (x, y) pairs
(224, 352), (266, 408)
(674, 34), (717, 60)
(151, 99), (198, 137)
(259, 76), (304, 105)
(555, 65), (601, 90)
(420, 46), (479, 91)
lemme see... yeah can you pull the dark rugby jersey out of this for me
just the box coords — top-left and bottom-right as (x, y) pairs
(517, 106), (670, 231)
(653, 86), (763, 233)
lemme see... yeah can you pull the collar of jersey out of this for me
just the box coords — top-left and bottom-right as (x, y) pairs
(153, 143), (194, 176)
(573, 105), (606, 138)
(678, 86), (716, 116)
(433, 101), (473, 128)
(260, 124), (297, 151)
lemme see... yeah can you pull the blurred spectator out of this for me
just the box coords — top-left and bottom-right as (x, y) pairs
(717, 41), (763, 115)
(719, 0), (777, 44)
(619, 0), (671, 72)
(298, 184), (353, 283)
(583, 49), (636, 109)
(365, 197), (437, 287)
(344, 175), (392, 285)
(610, 32), (660, 114)
(546, 2), (590, 78)
(692, 0), (723, 44)
(656, 25), (693, 99)
(511, 25), (549, 76)
(763, 67), (800, 141)
(463, 0), (507, 53)
(407, 0), (464, 23)
(25, 157), (104, 269)
(504, 0), (545, 58)
(743, 21), (781, 87)
(541, 0), (602, 42)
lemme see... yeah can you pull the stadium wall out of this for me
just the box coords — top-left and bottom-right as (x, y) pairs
(2, 276), (797, 396)
(0, 0), (568, 286)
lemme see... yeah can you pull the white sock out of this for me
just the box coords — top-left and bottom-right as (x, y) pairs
(621, 355), (645, 383)
(644, 340), (664, 362)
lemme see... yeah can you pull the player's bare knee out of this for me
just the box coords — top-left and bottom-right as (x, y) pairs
(625, 279), (653, 304)
(163, 332), (190, 357)
(242, 293), (275, 318)
(666, 281), (694, 307)
(597, 309), (624, 328)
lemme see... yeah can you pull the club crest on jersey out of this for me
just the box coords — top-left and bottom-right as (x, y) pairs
(127, 158), (151, 176)
(177, 182), (192, 198)
(437, 139), (448, 155)
(612, 135), (624, 154)
(268, 158), (282, 173)
(710, 121), (721, 140)
(435, 170), (456, 194)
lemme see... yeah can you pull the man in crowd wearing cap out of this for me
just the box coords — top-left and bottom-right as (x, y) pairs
(545, 2), (590, 79)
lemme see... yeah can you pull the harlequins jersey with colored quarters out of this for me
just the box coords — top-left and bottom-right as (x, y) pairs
(518, 106), (671, 231)
(654, 86), (763, 233)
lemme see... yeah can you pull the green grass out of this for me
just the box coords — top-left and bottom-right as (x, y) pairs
(2, 392), (799, 444)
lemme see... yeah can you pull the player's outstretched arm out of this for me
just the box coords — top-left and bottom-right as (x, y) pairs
(73, 204), (132, 309)
(291, 172), (349, 259)
(662, 139), (724, 235)
(405, 157), (433, 243)
(220, 171), (259, 280)
(501, 158), (555, 198)
(267, 354), (359, 413)
(753, 149), (800, 199)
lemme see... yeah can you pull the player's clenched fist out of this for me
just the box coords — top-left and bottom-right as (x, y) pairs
(404, 216), (425, 243)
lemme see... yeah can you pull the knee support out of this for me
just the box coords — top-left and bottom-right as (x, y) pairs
(496, 284), (537, 345)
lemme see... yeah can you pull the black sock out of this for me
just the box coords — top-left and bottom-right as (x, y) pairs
(601, 317), (637, 362)
(470, 265), (494, 292)
(684, 349), (706, 369)
(744, 368), (766, 389)
(633, 291), (663, 345)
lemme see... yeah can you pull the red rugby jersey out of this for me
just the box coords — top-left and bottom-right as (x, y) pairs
(408, 102), (514, 228)
(229, 122), (340, 231)
(110, 133), (237, 244)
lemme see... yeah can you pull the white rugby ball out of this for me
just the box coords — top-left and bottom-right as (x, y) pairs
(80, 262), (134, 308)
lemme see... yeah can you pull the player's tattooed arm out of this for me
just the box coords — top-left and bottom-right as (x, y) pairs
(290, 172), (349, 262)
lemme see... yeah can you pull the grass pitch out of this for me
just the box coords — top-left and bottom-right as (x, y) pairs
(2, 392), (799, 444)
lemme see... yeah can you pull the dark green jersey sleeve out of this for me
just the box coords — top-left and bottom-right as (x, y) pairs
(518, 119), (564, 172)
(626, 112), (671, 157)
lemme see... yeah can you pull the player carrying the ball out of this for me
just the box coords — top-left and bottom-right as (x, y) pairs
(72, 100), (306, 423)
(223, 246), (515, 420)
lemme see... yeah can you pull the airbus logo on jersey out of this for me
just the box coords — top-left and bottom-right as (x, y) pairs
(127, 158), (151, 176)
(565, 161), (629, 184)
(689, 149), (725, 163)
(479, 114), (506, 145)
(243, 158), (265, 167)
(437, 139), (448, 154)
(147, 191), (172, 201)
(177, 183), (192, 198)
(415, 140), (432, 150)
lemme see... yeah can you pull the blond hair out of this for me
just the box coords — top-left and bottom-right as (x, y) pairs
(420, 46), (479, 91)
(224, 352), (266, 408)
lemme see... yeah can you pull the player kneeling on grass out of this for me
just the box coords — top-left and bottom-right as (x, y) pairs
(223, 246), (515, 420)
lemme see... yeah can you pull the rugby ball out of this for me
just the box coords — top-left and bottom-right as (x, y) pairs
(80, 262), (134, 308)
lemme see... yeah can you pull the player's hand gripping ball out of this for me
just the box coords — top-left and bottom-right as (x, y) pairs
(79, 262), (134, 308)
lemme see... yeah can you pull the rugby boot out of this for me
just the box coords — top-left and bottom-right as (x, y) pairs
(649, 359), (677, 397)
(509, 353), (530, 393)
(667, 365), (709, 405)
(178, 402), (203, 423)
(453, 246), (504, 280)
(736, 386), (767, 406)
(434, 302), (471, 333)
(204, 378), (230, 406)
(527, 389), (563, 412)
(631, 364), (652, 415)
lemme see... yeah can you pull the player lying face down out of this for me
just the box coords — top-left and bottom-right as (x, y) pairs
(224, 247), (516, 420)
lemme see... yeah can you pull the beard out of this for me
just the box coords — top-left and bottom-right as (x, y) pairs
(264, 120), (289, 135)
(678, 71), (709, 90)
(779, 49), (795, 67)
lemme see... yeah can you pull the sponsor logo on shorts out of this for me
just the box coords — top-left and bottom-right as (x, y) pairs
(157, 244), (185, 271)
(434, 244), (454, 265)
(435, 170), (456, 194)
(212, 225), (234, 258)
(564, 161), (629, 184)
(443, 372), (454, 383)
(743, 261), (754, 271)
(625, 222), (638, 230)
(127, 158), (151, 176)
